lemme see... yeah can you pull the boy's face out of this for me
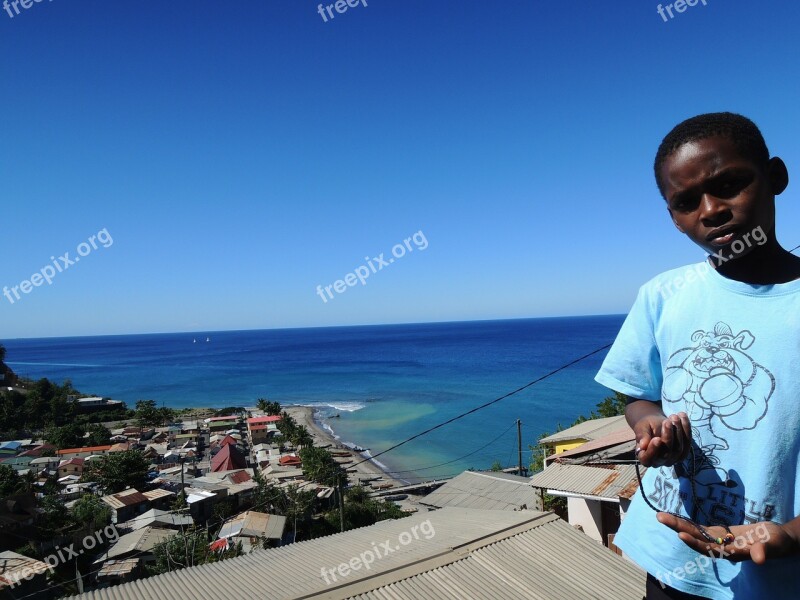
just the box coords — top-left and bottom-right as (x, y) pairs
(660, 136), (782, 258)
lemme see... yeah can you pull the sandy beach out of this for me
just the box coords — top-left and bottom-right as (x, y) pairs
(283, 406), (405, 489)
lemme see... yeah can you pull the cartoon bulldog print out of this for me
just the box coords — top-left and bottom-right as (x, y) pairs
(661, 322), (774, 485)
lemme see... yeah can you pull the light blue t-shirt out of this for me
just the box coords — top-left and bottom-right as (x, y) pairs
(595, 261), (800, 599)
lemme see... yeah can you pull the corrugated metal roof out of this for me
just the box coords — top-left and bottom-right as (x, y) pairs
(529, 463), (641, 499)
(218, 511), (286, 541)
(105, 527), (177, 559)
(549, 428), (635, 459)
(67, 507), (644, 600)
(339, 516), (643, 600)
(129, 509), (193, 531)
(102, 489), (150, 510)
(0, 551), (49, 590)
(97, 559), (140, 578)
(142, 489), (174, 502)
(57, 445), (112, 455)
(421, 471), (542, 511)
(538, 416), (628, 444)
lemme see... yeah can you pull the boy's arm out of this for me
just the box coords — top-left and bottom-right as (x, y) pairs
(626, 398), (692, 467)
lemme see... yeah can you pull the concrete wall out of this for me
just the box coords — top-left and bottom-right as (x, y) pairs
(567, 496), (603, 543)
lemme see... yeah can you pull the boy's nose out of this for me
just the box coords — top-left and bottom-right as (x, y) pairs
(699, 193), (730, 224)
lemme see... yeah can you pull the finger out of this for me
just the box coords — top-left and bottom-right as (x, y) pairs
(657, 513), (709, 542)
(661, 419), (674, 453)
(668, 415), (684, 459)
(637, 428), (653, 453)
(640, 438), (662, 467)
(677, 413), (692, 459)
(750, 542), (767, 565)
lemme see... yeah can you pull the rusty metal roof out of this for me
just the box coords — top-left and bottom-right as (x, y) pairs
(530, 463), (641, 500)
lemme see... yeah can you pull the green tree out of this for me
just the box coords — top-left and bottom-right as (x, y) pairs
(149, 528), (243, 575)
(251, 468), (273, 511)
(85, 423), (111, 446)
(39, 493), (72, 531)
(45, 423), (86, 449)
(595, 391), (628, 418)
(212, 498), (238, 522)
(298, 447), (342, 486)
(134, 400), (161, 427)
(0, 464), (22, 496)
(322, 485), (406, 533)
(256, 399), (281, 416)
(490, 460), (503, 472)
(0, 344), (14, 386)
(71, 494), (112, 529)
(81, 450), (151, 494)
(277, 411), (297, 440)
(291, 426), (314, 449)
(214, 407), (244, 417)
(271, 483), (318, 542)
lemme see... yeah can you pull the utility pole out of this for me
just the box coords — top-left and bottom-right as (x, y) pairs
(517, 419), (524, 477)
(180, 456), (186, 502)
(179, 457), (190, 568)
(338, 473), (345, 533)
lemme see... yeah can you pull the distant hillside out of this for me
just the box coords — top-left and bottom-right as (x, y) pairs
(0, 344), (17, 385)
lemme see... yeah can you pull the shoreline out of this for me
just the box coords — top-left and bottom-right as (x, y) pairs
(283, 405), (407, 489)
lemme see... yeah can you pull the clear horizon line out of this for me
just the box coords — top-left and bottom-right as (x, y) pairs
(3, 312), (626, 342)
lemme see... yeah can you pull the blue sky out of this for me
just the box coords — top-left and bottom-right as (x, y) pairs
(2, 0), (800, 338)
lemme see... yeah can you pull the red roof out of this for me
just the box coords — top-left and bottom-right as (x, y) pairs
(19, 444), (56, 457)
(247, 416), (282, 425)
(278, 455), (302, 466)
(219, 435), (237, 447)
(59, 458), (85, 467)
(57, 445), (112, 455)
(211, 444), (247, 472)
(228, 470), (252, 484)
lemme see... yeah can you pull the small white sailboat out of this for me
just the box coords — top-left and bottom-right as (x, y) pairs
(193, 338), (197, 343)
(206, 337), (211, 342)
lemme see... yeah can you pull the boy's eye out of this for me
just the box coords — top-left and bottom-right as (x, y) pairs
(709, 174), (752, 199)
(671, 196), (699, 212)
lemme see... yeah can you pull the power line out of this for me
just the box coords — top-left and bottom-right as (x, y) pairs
(375, 421), (518, 475)
(348, 343), (612, 471)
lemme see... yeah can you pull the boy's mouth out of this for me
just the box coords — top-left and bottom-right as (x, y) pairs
(706, 227), (739, 246)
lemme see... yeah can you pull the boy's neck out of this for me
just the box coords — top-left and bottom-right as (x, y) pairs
(712, 241), (800, 284)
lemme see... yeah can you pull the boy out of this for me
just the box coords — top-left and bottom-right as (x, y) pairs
(595, 112), (800, 599)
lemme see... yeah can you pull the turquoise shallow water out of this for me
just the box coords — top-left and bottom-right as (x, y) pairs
(3, 316), (625, 481)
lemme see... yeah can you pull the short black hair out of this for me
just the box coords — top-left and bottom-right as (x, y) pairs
(654, 112), (770, 196)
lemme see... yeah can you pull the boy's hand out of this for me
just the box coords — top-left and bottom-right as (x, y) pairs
(656, 515), (800, 564)
(633, 412), (691, 467)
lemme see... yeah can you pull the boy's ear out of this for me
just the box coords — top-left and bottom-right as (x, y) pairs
(767, 157), (789, 195)
(666, 206), (685, 233)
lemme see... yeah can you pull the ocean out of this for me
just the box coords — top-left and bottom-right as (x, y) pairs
(3, 316), (625, 481)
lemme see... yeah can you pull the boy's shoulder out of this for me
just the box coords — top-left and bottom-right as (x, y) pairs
(640, 261), (713, 303)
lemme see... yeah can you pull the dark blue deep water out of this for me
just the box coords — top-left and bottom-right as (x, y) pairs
(3, 316), (625, 480)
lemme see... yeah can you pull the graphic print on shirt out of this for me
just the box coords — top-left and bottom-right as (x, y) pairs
(658, 322), (775, 520)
